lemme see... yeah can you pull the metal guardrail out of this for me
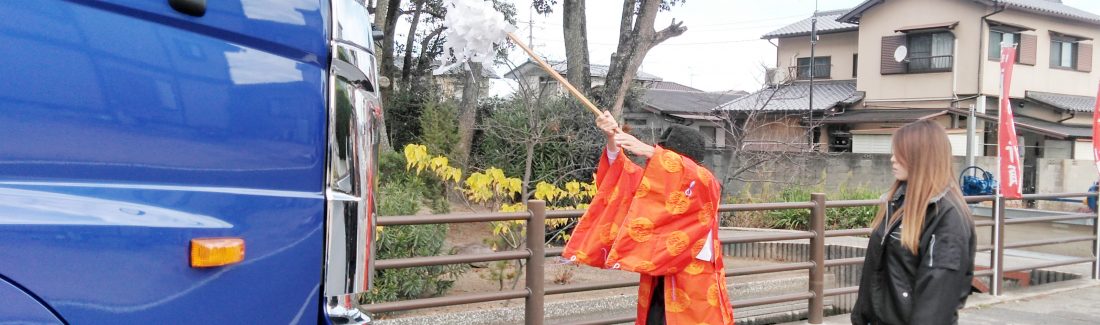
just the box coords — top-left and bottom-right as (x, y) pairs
(363, 193), (1100, 324)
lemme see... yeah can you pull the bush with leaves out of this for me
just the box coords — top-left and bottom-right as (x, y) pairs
(403, 144), (597, 290)
(364, 182), (467, 304)
(474, 95), (604, 185)
(741, 185), (882, 231)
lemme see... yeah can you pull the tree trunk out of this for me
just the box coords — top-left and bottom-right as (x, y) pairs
(401, 0), (426, 85)
(454, 62), (483, 167)
(377, 0), (403, 152)
(603, 0), (686, 118)
(415, 26), (446, 84)
(562, 0), (591, 98)
(373, 0), (389, 29)
(379, 0), (402, 89)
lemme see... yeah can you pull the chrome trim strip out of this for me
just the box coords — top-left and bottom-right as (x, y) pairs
(323, 0), (380, 323)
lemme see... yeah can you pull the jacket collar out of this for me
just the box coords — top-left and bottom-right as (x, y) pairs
(879, 182), (950, 204)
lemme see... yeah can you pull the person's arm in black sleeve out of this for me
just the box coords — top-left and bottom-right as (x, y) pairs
(910, 224), (971, 324)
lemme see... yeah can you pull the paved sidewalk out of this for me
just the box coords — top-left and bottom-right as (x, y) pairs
(783, 278), (1100, 325)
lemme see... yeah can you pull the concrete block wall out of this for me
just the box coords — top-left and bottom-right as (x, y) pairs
(721, 153), (998, 198)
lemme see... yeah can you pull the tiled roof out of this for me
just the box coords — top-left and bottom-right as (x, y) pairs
(841, 0), (1100, 25)
(503, 60), (662, 81)
(952, 107), (1092, 139)
(1027, 91), (1096, 112)
(990, 0), (1100, 25)
(642, 89), (747, 114)
(762, 9), (859, 39)
(718, 80), (861, 112)
(648, 81), (702, 92)
(1014, 115), (1091, 138)
(820, 108), (948, 124)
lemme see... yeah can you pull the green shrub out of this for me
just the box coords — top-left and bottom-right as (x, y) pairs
(418, 101), (459, 159)
(758, 185), (882, 231)
(474, 95), (603, 184)
(365, 182), (467, 304)
(827, 187), (881, 230)
(767, 187), (813, 230)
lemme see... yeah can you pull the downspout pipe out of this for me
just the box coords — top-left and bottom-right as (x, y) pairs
(977, 1), (1007, 98)
(970, 1), (1007, 172)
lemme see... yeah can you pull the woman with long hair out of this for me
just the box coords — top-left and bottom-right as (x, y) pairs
(851, 120), (977, 325)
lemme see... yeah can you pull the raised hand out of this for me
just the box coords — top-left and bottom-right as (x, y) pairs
(595, 110), (619, 136)
(613, 132), (655, 159)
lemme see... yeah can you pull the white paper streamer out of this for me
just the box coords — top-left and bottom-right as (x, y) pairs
(433, 0), (516, 75)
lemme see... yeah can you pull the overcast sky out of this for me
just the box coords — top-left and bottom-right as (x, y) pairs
(485, 0), (1100, 96)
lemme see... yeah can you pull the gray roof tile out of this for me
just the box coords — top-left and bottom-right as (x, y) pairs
(820, 108), (947, 124)
(993, 0), (1100, 25)
(843, 0), (1100, 25)
(503, 60), (662, 81)
(642, 89), (747, 114)
(1026, 91), (1096, 112)
(1013, 115), (1091, 138)
(719, 80), (860, 112)
(762, 9), (859, 39)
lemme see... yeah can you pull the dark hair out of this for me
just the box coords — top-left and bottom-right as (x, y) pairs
(658, 124), (706, 163)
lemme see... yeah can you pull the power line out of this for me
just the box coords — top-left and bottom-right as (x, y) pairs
(690, 13), (811, 27)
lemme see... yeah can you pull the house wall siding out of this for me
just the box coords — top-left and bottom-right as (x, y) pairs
(777, 31), (860, 82)
(978, 9), (1100, 98)
(856, 0), (983, 100)
(1074, 140), (1094, 160)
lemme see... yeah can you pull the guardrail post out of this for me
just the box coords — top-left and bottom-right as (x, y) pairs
(525, 200), (546, 325)
(809, 193), (826, 324)
(1093, 193), (1099, 280)
(993, 196), (1006, 296)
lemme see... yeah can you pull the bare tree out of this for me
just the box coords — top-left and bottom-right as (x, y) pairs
(711, 68), (829, 193)
(533, 0), (686, 117)
(603, 0), (687, 118)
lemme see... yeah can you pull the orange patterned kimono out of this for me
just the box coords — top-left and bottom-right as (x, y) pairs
(563, 147), (733, 325)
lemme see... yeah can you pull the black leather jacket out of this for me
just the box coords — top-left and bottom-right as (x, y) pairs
(851, 184), (976, 325)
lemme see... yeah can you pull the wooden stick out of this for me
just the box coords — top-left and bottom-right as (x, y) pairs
(506, 32), (602, 116)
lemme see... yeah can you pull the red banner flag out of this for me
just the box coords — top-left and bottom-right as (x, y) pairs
(1093, 81), (1100, 175)
(998, 46), (1023, 199)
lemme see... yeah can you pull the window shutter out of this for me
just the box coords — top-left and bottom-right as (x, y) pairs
(881, 35), (907, 74)
(1077, 43), (1092, 72)
(1019, 34), (1037, 65)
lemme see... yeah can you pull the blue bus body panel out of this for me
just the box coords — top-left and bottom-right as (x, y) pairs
(0, 1), (330, 323)
(0, 277), (62, 324)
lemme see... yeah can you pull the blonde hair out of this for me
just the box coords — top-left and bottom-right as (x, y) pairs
(870, 120), (969, 255)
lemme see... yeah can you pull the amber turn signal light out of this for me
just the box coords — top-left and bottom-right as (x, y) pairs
(190, 237), (245, 268)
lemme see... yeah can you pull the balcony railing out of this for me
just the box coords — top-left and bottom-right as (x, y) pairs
(907, 55), (954, 73)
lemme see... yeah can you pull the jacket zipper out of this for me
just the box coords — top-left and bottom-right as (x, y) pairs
(929, 234), (937, 267)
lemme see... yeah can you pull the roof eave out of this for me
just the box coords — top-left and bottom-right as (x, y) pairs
(972, 0), (1100, 27)
(762, 27), (860, 40)
(837, 0), (883, 24)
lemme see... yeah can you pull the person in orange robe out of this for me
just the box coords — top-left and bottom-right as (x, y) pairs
(562, 111), (734, 325)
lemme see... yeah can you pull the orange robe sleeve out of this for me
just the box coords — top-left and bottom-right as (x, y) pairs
(561, 150), (644, 268)
(605, 146), (722, 276)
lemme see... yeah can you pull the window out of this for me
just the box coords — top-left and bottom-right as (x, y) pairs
(796, 57), (830, 79)
(698, 126), (717, 147)
(852, 54), (858, 78)
(1051, 38), (1078, 69)
(989, 30), (1020, 61)
(907, 31), (954, 72)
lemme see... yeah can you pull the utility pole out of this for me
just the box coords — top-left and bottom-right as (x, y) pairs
(808, 1), (818, 151)
(528, 8), (535, 51)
